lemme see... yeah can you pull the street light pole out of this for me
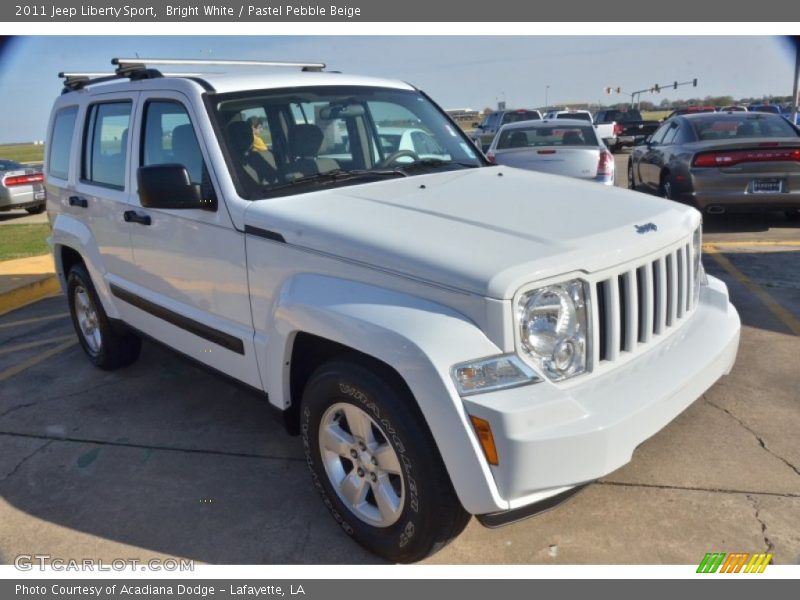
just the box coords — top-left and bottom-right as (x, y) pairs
(545, 85), (550, 111)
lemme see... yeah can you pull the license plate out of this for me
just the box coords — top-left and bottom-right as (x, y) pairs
(34, 191), (46, 200)
(750, 179), (783, 194)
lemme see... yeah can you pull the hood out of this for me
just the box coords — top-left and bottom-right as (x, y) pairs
(244, 167), (699, 299)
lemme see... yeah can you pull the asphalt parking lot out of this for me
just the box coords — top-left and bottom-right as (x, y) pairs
(0, 163), (798, 565)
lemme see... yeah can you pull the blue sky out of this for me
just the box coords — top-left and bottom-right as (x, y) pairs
(0, 36), (797, 144)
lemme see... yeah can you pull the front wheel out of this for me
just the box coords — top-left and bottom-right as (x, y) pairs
(627, 161), (636, 190)
(659, 173), (673, 200)
(25, 204), (45, 215)
(301, 359), (470, 562)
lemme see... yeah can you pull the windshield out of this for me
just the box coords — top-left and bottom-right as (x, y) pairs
(690, 114), (799, 141)
(496, 124), (599, 149)
(209, 86), (482, 199)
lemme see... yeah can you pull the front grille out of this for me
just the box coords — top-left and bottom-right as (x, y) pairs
(594, 240), (696, 366)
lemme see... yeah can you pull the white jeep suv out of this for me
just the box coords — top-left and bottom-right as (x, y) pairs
(45, 58), (741, 563)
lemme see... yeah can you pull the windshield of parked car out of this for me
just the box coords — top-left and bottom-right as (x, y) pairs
(690, 114), (799, 141)
(209, 86), (482, 199)
(496, 125), (599, 149)
(501, 110), (541, 124)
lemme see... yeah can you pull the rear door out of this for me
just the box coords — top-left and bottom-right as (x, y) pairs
(121, 90), (261, 389)
(73, 93), (140, 286)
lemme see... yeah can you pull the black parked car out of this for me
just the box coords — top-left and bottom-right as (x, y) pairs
(627, 112), (800, 220)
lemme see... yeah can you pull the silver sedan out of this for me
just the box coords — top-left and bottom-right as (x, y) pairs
(486, 119), (614, 185)
(0, 159), (46, 214)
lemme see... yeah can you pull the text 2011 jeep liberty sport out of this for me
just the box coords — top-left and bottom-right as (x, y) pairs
(46, 58), (741, 562)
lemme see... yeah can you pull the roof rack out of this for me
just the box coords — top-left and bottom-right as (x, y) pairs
(112, 57), (326, 72)
(59, 57), (327, 93)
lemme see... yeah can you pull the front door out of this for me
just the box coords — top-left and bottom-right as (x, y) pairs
(120, 90), (261, 389)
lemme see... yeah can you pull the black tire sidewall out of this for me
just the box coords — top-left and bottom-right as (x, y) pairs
(67, 265), (112, 367)
(301, 362), (442, 562)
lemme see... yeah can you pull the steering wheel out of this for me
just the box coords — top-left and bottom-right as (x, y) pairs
(378, 149), (420, 168)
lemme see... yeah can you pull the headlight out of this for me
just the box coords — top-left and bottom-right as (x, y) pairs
(451, 354), (541, 396)
(517, 279), (589, 381)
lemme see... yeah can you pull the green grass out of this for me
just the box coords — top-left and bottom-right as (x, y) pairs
(641, 110), (671, 121)
(0, 143), (44, 164)
(0, 224), (50, 260)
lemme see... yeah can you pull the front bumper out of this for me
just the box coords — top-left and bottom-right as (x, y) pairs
(462, 275), (740, 509)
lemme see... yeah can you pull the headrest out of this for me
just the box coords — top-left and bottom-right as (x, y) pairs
(289, 124), (324, 158)
(172, 124), (197, 156)
(227, 121), (254, 155)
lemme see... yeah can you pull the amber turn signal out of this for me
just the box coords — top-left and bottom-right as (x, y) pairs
(469, 415), (499, 466)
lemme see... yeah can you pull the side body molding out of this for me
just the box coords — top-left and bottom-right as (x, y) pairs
(257, 274), (511, 513)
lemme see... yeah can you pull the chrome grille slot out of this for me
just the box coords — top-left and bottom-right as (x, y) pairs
(593, 237), (697, 368)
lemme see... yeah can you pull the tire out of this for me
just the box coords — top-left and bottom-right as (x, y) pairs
(627, 161), (636, 190)
(25, 204), (45, 215)
(785, 210), (800, 222)
(659, 172), (673, 201)
(301, 359), (470, 563)
(67, 263), (141, 370)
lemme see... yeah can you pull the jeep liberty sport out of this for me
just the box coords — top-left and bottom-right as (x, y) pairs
(45, 58), (741, 562)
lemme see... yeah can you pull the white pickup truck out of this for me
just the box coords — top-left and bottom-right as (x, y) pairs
(46, 58), (740, 563)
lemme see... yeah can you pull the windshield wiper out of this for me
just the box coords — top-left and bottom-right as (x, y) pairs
(262, 168), (407, 196)
(393, 158), (481, 172)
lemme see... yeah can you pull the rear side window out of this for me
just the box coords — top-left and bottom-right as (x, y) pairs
(141, 101), (205, 185)
(48, 107), (78, 180)
(82, 102), (132, 188)
(691, 115), (799, 141)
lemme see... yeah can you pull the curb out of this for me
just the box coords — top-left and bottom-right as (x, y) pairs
(0, 274), (61, 316)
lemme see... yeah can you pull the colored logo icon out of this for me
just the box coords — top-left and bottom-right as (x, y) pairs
(697, 552), (772, 573)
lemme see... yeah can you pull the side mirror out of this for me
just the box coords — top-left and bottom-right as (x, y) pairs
(473, 122), (482, 128)
(137, 164), (216, 211)
(637, 136), (652, 146)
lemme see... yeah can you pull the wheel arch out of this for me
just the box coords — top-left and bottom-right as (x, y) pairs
(260, 274), (509, 514)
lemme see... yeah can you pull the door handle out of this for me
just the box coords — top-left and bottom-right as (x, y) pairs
(68, 196), (88, 208)
(123, 210), (152, 226)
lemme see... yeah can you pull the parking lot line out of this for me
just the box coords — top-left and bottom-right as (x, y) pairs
(0, 312), (69, 330)
(705, 245), (800, 336)
(0, 338), (76, 382)
(704, 241), (800, 249)
(0, 334), (75, 357)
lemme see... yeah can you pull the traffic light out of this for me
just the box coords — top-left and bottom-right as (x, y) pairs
(693, 78), (698, 87)
(654, 84), (660, 93)
(674, 81), (678, 90)
(605, 87), (612, 94)
(616, 87), (621, 94)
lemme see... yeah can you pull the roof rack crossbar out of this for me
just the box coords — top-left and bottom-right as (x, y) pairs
(111, 57), (326, 71)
